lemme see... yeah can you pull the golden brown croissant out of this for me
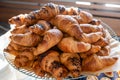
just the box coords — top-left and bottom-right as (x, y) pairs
(8, 3), (66, 26)
(9, 41), (32, 51)
(9, 3), (93, 26)
(34, 29), (63, 56)
(97, 46), (110, 56)
(72, 10), (93, 24)
(80, 24), (103, 33)
(93, 37), (109, 47)
(60, 53), (81, 77)
(81, 32), (103, 43)
(11, 25), (29, 34)
(80, 45), (101, 58)
(66, 7), (80, 15)
(14, 50), (34, 68)
(32, 59), (46, 77)
(82, 54), (118, 72)
(4, 43), (21, 56)
(11, 20), (51, 35)
(9, 14), (37, 27)
(79, 11), (93, 23)
(10, 32), (41, 47)
(51, 15), (102, 43)
(29, 20), (51, 36)
(50, 15), (83, 40)
(89, 19), (101, 25)
(40, 50), (68, 80)
(58, 37), (91, 53)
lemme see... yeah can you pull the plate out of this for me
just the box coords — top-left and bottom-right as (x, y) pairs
(3, 22), (119, 79)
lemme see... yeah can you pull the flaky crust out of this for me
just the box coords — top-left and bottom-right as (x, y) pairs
(82, 54), (118, 72)
(60, 53), (81, 77)
(11, 32), (41, 47)
(34, 29), (63, 56)
(41, 50), (68, 80)
(58, 37), (91, 53)
(51, 15), (83, 40)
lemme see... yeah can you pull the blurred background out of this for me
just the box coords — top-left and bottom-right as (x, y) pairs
(0, 0), (120, 36)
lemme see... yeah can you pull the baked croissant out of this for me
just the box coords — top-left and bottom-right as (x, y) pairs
(81, 32), (103, 43)
(66, 7), (79, 15)
(9, 3), (93, 26)
(58, 37), (91, 53)
(29, 20), (51, 36)
(4, 43), (22, 56)
(60, 7), (93, 23)
(34, 29), (63, 56)
(82, 54), (118, 72)
(11, 25), (29, 34)
(93, 37), (109, 47)
(9, 41), (32, 51)
(14, 50), (34, 68)
(11, 20), (51, 35)
(40, 50), (68, 80)
(9, 13), (37, 27)
(80, 24), (103, 33)
(60, 53), (81, 77)
(97, 46), (110, 56)
(50, 15), (83, 40)
(32, 59), (46, 77)
(10, 32), (41, 47)
(89, 19), (101, 25)
(51, 15), (103, 43)
(4, 41), (36, 56)
(72, 10), (93, 24)
(80, 45), (101, 59)
(8, 3), (66, 26)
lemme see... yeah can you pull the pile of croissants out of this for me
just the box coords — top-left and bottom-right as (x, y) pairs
(4, 3), (118, 80)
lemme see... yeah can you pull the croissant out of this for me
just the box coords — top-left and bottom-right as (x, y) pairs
(32, 59), (46, 77)
(10, 32), (41, 47)
(93, 37), (109, 47)
(80, 24), (103, 33)
(81, 32), (103, 43)
(50, 15), (83, 40)
(9, 41), (32, 51)
(72, 10), (93, 24)
(9, 14), (37, 27)
(14, 50), (34, 68)
(89, 19), (101, 25)
(9, 3), (93, 27)
(66, 7), (79, 15)
(4, 43), (21, 56)
(65, 7), (93, 23)
(11, 20), (51, 35)
(11, 25), (29, 34)
(29, 20), (51, 35)
(40, 50), (68, 80)
(80, 45), (101, 58)
(82, 54), (118, 72)
(58, 37), (91, 53)
(51, 15), (103, 43)
(97, 46), (110, 56)
(34, 29), (63, 56)
(60, 53), (81, 77)
(8, 3), (66, 26)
